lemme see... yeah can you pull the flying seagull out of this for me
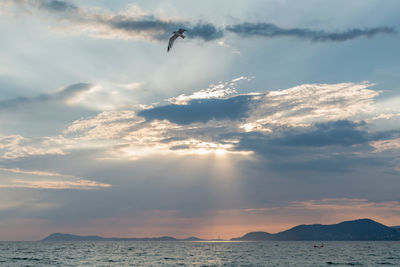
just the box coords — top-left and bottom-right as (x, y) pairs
(168, 29), (186, 52)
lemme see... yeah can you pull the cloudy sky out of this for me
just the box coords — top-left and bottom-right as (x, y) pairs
(1, 0), (400, 240)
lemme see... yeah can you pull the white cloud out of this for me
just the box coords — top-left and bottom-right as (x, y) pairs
(0, 135), (65, 159)
(369, 113), (400, 121)
(61, 83), (146, 110)
(370, 138), (400, 152)
(116, 82), (144, 91)
(0, 81), (395, 162)
(167, 77), (252, 105)
(63, 110), (142, 138)
(0, 179), (111, 190)
(0, 167), (75, 178)
(59, 81), (386, 161)
(246, 82), (379, 130)
(0, 166), (111, 190)
(288, 198), (400, 220)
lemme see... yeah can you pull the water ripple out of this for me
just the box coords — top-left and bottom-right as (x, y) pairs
(0, 241), (399, 266)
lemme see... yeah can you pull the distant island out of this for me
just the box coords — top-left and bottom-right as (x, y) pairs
(42, 233), (204, 242)
(231, 219), (400, 241)
(42, 219), (400, 241)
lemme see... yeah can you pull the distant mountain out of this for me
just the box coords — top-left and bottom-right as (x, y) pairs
(42, 233), (203, 242)
(183, 236), (203, 241)
(43, 233), (105, 241)
(234, 231), (274, 241)
(43, 219), (400, 242)
(231, 219), (400, 241)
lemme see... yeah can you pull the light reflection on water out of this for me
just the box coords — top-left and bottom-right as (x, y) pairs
(0, 241), (399, 266)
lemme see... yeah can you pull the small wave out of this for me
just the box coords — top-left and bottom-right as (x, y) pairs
(135, 252), (147, 256)
(12, 257), (41, 261)
(326, 262), (363, 266)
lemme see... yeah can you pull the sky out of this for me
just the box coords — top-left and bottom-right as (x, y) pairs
(0, 0), (400, 241)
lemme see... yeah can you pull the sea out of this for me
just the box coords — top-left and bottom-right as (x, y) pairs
(0, 241), (399, 266)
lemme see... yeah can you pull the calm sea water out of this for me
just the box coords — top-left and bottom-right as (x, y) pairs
(0, 241), (399, 266)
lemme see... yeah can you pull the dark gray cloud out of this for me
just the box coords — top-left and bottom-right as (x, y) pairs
(138, 95), (255, 125)
(108, 17), (224, 41)
(225, 23), (397, 42)
(16, 0), (396, 43)
(232, 120), (400, 172)
(236, 120), (398, 151)
(55, 83), (92, 100)
(0, 95), (49, 109)
(22, 0), (224, 42)
(187, 22), (224, 41)
(275, 120), (369, 147)
(108, 16), (182, 41)
(105, 18), (395, 42)
(269, 155), (388, 173)
(38, 0), (77, 12)
(0, 83), (93, 109)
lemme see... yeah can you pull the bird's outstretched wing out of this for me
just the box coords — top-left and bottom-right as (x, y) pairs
(177, 29), (186, 34)
(168, 35), (178, 52)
